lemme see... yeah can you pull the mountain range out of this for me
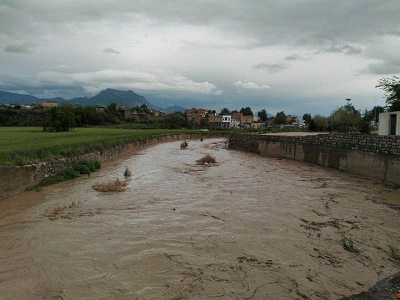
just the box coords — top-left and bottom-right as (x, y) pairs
(0, 89), (187, 112)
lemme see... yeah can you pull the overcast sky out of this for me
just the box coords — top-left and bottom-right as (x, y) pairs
(1, 0), (399, 116)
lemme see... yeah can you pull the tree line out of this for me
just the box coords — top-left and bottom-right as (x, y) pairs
(302, 75), (400, 133)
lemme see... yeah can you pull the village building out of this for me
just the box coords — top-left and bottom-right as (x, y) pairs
(208, 115), (223, 129)
(184, 108), (208, 125)
(378, 111), (400, 136)
(38, 101), (58, 108)
(221, 115), (231, 128)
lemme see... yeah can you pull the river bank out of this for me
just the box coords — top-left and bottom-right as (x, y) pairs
(0, 129), (226, 199)
(0, 138), (399, 299)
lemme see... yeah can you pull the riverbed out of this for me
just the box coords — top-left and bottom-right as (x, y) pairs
(0, 138), (399, 299)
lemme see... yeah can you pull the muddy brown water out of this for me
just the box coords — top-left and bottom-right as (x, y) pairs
(0, 138), (399, 300)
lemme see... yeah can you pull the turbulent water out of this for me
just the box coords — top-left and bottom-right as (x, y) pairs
(0, 138), (399, 300)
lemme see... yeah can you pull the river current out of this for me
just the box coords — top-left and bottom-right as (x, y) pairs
(0, 138), (399, 299)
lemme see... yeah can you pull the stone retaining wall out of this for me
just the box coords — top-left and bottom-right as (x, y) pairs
(229, 133), (400, 186)
(0, 133), (222, 199)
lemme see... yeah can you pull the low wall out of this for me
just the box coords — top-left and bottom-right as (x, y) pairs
(0, 133), (222, 199)
(229, 133), (400, 186)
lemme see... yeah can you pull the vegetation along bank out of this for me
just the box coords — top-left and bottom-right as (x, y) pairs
(0, 127), (228, 199)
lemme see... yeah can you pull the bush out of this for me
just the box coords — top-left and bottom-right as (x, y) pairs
(93, 178), (127, 192)
(27, 159), (101, 190)
(388, 245), (400, 261)
(196, 154), (217, 165)
(341, 237), (360, 253)
(124, 166), (132, 177)
(180, 141), (188, 149)
(73, 159), (101, 174)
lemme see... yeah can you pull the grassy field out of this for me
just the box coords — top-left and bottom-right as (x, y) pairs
(0, 127), (222, 165)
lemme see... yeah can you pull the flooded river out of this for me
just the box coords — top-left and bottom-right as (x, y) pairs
(0, 138), (399, 299)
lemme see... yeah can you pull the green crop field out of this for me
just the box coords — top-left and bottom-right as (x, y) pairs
(0, 127), (222, 165)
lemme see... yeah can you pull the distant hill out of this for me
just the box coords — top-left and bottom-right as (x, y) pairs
(0, 89), (161, 110)
(0, 91), (40, 104)
(164, 105), (187, 113)
(67, 89), (157, 109)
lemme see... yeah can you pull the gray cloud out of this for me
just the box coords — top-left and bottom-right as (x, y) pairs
(1, 1), (399, 48)
(0, 69), (218, 96)
(253, 63), (287, 72)
(378, 29), (400, 37)
(102, 47), (121, 55)
(3, 43), (33, 53)
(316, 44), (362, 55)
(284, 54), (309, 61)
(367, 60), (400, 75)
(0, 0), (398, 115)
(233, 81), (270, 89)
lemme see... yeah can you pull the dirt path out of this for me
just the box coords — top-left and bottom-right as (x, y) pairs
(0, 138), (399, 299)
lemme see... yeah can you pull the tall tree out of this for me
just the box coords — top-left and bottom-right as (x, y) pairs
(240, 106), (253, 116)
(302, 113), (312, 125)
(274, 111), (287, 125)
(257, 109), (267, 121)
(219, 107), (231, 115)
(363, 106), (385, 123)
(376, 76), (400, 111)
(329, 100), (361, 132)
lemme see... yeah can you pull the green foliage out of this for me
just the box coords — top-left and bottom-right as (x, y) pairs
(257, 109), (267, 121)
(274, 111), (287, 125)
(39, 168), (81, 187)
(162, 112), (185, 129)
(302, 113), (312, 125)
(341, 236), (360, 253)
(363, 106), (385, 123)
(219, 107), (231, 115)
(314, 115), (329, 131)
(73, 159), (101, 174)
(329, 100), (362, 132)
(27, 159), (101, 190)
(240, 106), (253, 116)
(358, 119), (371, 134)
(44, 106), (76, 132)
(376, 76), (400, 111)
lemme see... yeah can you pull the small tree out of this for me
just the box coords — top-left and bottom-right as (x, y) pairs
(258, 109), (267, 121)
(44, 106), (75, 132)
(376, 76), (400, 111)
(312, 115), (329, 131)
(363, 106), (385, 123)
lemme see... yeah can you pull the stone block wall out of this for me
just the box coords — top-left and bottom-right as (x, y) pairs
(229, 133), (400, 186)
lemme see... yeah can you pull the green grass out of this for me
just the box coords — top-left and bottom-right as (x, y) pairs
(0, 127), (224, 165)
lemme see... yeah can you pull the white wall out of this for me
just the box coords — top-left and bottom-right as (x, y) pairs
(378, 111), (400, 135)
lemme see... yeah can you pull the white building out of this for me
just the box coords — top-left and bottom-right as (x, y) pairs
(378, 111), (400, 136)
(221, 115), (231, 129)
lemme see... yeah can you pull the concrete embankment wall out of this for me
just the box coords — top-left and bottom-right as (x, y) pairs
(229, 133), (400, 186)
(0, 133), (223, 199)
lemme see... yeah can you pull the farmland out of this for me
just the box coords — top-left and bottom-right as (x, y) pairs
(0, 127), (218, 165)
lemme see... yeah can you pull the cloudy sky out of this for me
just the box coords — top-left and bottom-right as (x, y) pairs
(1, 0), (399, 116)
